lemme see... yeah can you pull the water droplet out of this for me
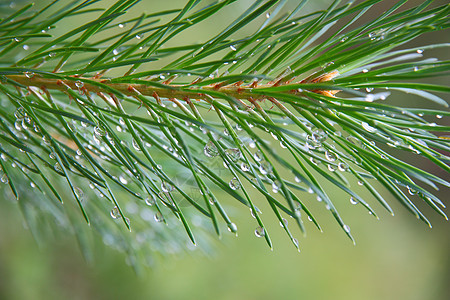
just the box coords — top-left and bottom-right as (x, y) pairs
(327, 164), (336, 172)
(416, 49), (423, 54)
(407, 186), (418, 195)
(341, 36), (348, 42)
(343, 224), (351, 233)
(254, 226), (265, 237)
(110, 206), (120, 219)
(413, 66), (419, 71)
(94, 126), (105, 138)
(265, 12), (270, 18)
(14, 120), (22, 131)
(436, 114), (443, 119)
(118, 23), (125, 28)
(280, 218), (288, 228)
(1, 174), (9, 184)
(365, 87), (374, 92)
(203, 141), (219, 157)
(293, 238), (299, 250)
(272, 180), (281, 193)
(119, 175), (128, 185)
(325, 150), (338, 162)
(337, 162), (348, 172)
(154, 211), (164, 222)
(311, 130), (327, 143)
(350, 197), (358, 205)
(346, 136), (362, 147)
(362, 69), (369, 73)
(225, 148), (242, 162)
(135, 34), (142, 39)
(49, 151), (56, 160)
(132, 138), (141, 151)
(75, 80), (84, 88)
(253, 150), (263, 162)
(294, 176), (301, 183)
(145, 196), (155, 206)
(161, 182), (174, 192)
(309, 157), (319, 165)
(229, 45), (237, 51)
(357, 180), (364, 186)
(229, 177), (241, 190)
(227, 222), (238, 233)
(21, 117), (31, 130)
(42, 135), (51, 145)
(74, 187), (84, 201)
(14, 107), (26, 119)
(240, 162), (250, 172)
(22, 45), (29, 50)
(54, 162), (63, 172)
(258, 160), (272, 175)
(362, 122), (376, 133)
(24, 71), (35, 79)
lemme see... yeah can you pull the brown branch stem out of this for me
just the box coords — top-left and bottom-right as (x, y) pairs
(5, 75), (269, 100)
(4, 74), (338, 102)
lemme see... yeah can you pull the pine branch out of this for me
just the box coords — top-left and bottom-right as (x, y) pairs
(0, 0), (449, 266)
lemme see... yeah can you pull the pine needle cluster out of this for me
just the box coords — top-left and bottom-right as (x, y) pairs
(0, 0), (448, 267)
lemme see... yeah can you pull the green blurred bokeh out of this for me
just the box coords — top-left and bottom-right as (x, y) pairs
(0, 0), (449, 299)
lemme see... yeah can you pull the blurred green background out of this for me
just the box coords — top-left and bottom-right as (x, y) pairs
(1, 0), (449, 299)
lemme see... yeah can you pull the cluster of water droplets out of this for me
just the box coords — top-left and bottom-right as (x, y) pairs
(306, 129), (327, 150)
(14, 107), (38, 134)
(368, 29), (386, 41)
